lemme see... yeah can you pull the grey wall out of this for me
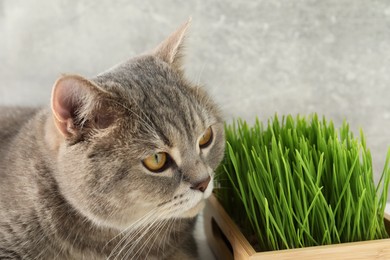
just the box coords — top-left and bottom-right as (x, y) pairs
(1, 1), (389, 183)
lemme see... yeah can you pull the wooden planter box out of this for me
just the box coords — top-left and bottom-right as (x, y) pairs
(204, 194), (390, 260)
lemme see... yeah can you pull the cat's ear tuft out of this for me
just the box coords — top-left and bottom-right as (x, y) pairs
(153, 18), (191, 70)
(51, 75), (104, 138)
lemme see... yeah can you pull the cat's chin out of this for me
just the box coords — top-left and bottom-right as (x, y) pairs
(179, 183), (214, 218)
(179, 199), (206, 218)
(179, 181), (214, 218)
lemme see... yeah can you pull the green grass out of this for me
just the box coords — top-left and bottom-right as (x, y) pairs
(214, 114), (390, 251)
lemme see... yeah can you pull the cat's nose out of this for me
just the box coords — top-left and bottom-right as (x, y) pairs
(190, 176), (211, 192)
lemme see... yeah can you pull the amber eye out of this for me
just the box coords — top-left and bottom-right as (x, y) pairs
(199, 127), (213, 148)
(142, 152), (168, 172)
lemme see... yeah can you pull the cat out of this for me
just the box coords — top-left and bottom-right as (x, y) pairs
(0, 19), (225, 259)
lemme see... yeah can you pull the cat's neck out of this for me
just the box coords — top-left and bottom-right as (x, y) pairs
(35, 174), (121, 257)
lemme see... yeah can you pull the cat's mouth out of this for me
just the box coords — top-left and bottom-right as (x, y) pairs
(180, 199), (206, 218)
(177, 184), (214, 218)
(158, 193), (206, 219)
(156, 178), (214, 219)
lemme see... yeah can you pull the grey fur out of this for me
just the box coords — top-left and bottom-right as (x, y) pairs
(0, 21), (225, 259)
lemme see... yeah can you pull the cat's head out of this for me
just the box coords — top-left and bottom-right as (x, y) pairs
(47, 20), (225, 230)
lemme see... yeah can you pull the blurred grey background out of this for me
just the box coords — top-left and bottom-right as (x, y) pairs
(0, 1), (389, 180)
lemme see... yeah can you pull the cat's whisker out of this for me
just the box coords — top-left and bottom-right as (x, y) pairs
(161, 218), (182, 256)
(122, 204), (179, 260)
(196, 62), (207, 86)
(132, 219), (168, 260)
(147, 219), (172, 259)
(119, 210), (167, 260)
(155, 220), (170, 257)
(116, 210), (168, 259)
(159, 218), (176, 257)
(144, 221), (167, 259)
(132, 210), (176, 259)
(107, 208), (158, 259)
(31, 234), (49, 260)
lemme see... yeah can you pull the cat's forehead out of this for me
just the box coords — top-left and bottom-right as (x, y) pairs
(95, 55), (178, 87)
(137, 78), (214, 149)
(94, 55), (219, 148)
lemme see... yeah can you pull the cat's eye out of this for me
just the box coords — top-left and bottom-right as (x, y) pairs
(142, 152), (169, 172)
(199, 127), (213, 148)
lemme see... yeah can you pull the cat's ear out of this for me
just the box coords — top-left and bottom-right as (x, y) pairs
(153, 18), (191, 70)
(51, 75), (110, 138)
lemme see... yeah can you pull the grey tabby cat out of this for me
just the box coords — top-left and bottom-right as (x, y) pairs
(0, 20), (225, 259)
